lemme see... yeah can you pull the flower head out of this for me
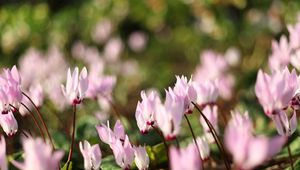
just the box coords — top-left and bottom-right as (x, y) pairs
(111, 135), (134, 169)
(96, 120), (125, 146)
(61, 67), (88, 105)
(0, 111), (18, 136)
(79, 140), (102, 170)
(134, 146), (149, 170)
(12, 138), (64, 170)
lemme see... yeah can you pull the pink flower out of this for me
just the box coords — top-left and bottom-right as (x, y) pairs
(225, 111), (286, 170)
(196, 137), (210, 160)
(193, 81), (218, 107)
(268, 35), (291, 71)
(155, 88), (184, 140)
(61, 67), (88, 105)
(111, 135), (134, 169)
(96, 120), (125, 146)
(135, 90), (161, 133)
(169, 143), (202, 170)
(0, 111), (18, 136)
(255, 68), (298, 117)
(0, 136), (7, 170)
(134, 146), (149, 170)
(128, 31), (148, 52)
(79, 140), (102, 170)
(199, 105), (219, 143)
(288, 22), (300, 49)
(272, 110), (297, 136)
(173, 75), (197, 114)
(12, 138), (64, 170)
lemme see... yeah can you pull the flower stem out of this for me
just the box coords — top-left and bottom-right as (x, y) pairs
(22, 91), (55, 149)
(192, 102), (230, 170)
(67, 104), (77, 170)
(288, 143), (294, 170)
(16, 103), (45, 141)
(150, 125), (169, 163)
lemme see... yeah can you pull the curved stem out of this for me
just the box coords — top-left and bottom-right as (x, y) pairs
(22, 91), (55, 149)
(175, 138), (180, 148)
(16, 103), (45, 141)
(288, 143), (294, 170)
(67, 104), (77, 170)
(150, 125), (169, 163)
(192, 102), (230, 170)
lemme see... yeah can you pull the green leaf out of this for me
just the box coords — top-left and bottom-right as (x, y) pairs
(61, 161), (72, 170)
(101, 156), (121, 170)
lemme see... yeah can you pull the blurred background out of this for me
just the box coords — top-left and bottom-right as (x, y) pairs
(1, 0), (300, 169)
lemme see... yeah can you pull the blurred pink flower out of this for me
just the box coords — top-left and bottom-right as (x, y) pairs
(134, 146), (149, 170)
(61, 67), (89, 105)
(272, 110), (297, 136)
(255, 68), (298, 116)
(225, 111), (286, 170)
(155, 88), (184, 140)
(169, 143), (202, 170)
(111, 135), (134, 169)
(268, 35), (291, 71)
(12, 138), (64, 170)
(196, 136), (210, 160)
(79, 140), (102, 170)
(173, 75), (197, 114)
(200, 105), (218, 132)
(193, 80), (218, 107)
(96, 120), (125, 146)
(128, 31), (148, 52)
(0, 136), (7, 170)
(135, 90), (161, 134)
(0, 111), (18, 136)
(104, 37), (123, 63)
(288, 21), (300, 49)
(92, 19), (113, 44)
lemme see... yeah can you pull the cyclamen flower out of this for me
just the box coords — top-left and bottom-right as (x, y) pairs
(225, 111), (286, 170)
(111, 135), (135, 169)
(0, 136), (7, 170)
(255, 68), (298, 116)
(155, 88), (184, 140)
(169, 143), (202, 170)
(61, 67), (88, 105)
(79, 140), (102, 170)
(268, 35), (291, 71)
(0, 111), (18, 136)
(196, 137), (210, 160)
(193, 81), (218, 107)
(12, 138), (64, 170)
(96, 120), (125, 146)
(272, 110), (297, 136)
(134, 146), (149, 170)
(135, 90), (161, 134)
(173, 75), (197, 114)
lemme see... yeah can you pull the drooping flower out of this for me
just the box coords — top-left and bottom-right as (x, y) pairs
(96, 120), (125, 146)
(155, 88), (184, 140)
(255, 68), (298, 117)
(111, 135), (135, 170)
(61, 67), (88, 105)
(193, 81), (218, 107)
(12, 138), (64, 170)
(134, 146), (149, 170)
(272, 110), (297, 136)
(0, 111), (18, 136)
(169, 143), (202, 170)
(196, 137), (210, 160)
(173, 75), (197, 114)
(135, 90), (161, 134)
(0, 136), (7, 170)
(79, 140), (102, 170)
(225, 111), (286, 170)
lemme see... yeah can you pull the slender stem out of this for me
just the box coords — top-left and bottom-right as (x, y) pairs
(150, 125), (169, 162)
(16, 103), (46, 141)
(288, 143), (294, 170)
(184, 115), (201, 155)
(67, 104), (77, 170)
(175, 138), (180, 148)
(22, 92), (55, 149)
(192, 102), (231, 170)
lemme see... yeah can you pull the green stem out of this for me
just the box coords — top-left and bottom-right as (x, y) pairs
(22, 91), (55, 149)
(151, 125), (169, 164)
(192, 102), (230, 170)
(288, 143), (294, 170)
(67, 104), (77, 170)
